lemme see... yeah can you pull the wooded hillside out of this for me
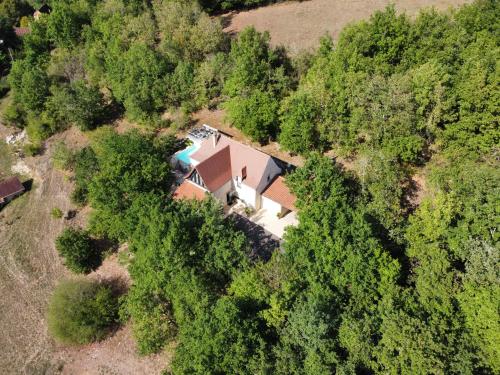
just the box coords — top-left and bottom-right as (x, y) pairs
(0, 0), (498, 374)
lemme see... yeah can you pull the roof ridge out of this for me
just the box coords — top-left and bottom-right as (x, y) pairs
(221, 134), (272, 160)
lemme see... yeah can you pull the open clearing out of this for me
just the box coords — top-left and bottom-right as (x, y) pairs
(0, 125), (167, 374)
(224, 0), (472, 54)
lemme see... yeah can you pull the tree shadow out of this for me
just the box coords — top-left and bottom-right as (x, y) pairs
(364, 213), (411, 286)
(219, 12), (235, 29)
(98, 101), (125, 127)
(78, 237), (120, 274)
(92, 236), (119, 258)
(22, 178), (33, 192)
(229, 213), (280, 262)
(401, 175), (422, 215)
(100, 275), (129, 297)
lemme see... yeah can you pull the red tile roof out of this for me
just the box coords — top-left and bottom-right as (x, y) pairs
(0, 176), (24, 200)
(194, 146), (232, 191)
(262, 176), (297, 211)
(173, 180), (207, 201)
(190, 135), (279, 192)
(13, 27), (30, 37)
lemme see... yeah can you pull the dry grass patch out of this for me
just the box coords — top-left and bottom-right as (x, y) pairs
(0, 125), (168, 374)
(223, 0), (472, 54)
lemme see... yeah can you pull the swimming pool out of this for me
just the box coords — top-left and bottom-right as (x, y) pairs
(175, 143), (200, 165)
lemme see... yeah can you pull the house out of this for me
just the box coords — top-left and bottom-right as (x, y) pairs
(261, 176), (297, 217)
(175, 132), (292, 208)
(13, 27), (30, 37)
(173, 130), (299, 238)
(33, 4), (51, 21)
(0, 176), (25, 207)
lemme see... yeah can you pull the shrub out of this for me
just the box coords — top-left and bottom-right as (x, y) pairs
(23, 142), (42, 156)
(55, 228), (101, 273)
(0, 76), (9, 98)
(47, 279), (119, 345)
(51, 207), (63, 219)
(1, 102), (26, 127)
(51, 141), (75, 171)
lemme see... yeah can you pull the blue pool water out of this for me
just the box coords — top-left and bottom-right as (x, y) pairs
(176, 144), (200, 165)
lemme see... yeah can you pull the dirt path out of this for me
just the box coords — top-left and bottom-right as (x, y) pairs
(224, 0), (472, 54)
(0, 125), (167, 374)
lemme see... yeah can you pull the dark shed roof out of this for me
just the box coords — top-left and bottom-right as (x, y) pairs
(0, 177), (24, 199)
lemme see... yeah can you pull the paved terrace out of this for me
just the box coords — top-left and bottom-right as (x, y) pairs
(229, 213), (281, 261)
(228, 202), (298, 239)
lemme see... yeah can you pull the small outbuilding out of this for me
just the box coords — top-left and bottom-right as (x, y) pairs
(33, 4), (51, 21)
(0, 176), (25, 207)
(261, 176), (297, 217)
(13, 27), (30, 37)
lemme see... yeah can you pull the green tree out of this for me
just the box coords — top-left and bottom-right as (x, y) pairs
(193, 52), (229, 107)
(172, 296), (273, 374)
(224, 27), (286, 97)
(55, 227), (101, 273)
(152, 0), (224, 63)
(46, 1), (89, 48)
(71, 146), (99, 206)
(281, 154), (400, 372)
(279, 91), (321, 154)
(8, 59), (49, 115)
(47, 279), (119, 345)
(224, 89), (279, 143)
(124, 197), (249, 353)
(64, 80), (107, 130)
(458, 240), (500, 372)
(84, 130), (176, 240)
(107, 43), (169, 123)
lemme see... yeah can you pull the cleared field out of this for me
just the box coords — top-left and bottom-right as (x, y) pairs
(224, 0), (472, 54)
(0, 125), (167, 374)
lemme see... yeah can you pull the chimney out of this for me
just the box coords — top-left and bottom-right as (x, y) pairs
(212, 131), (219, 148)
(241, 166), (247, 180)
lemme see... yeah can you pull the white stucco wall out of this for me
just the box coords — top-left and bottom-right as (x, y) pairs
(212, 180), (233, 205)
(255, 159), (282, 193)
(261, 196), (283, 216)
(234, 179), (257, 208)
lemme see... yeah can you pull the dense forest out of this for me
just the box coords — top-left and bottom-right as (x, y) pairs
(1, 0), (498, 374)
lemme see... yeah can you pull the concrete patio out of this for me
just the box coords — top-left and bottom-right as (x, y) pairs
(228, 201), (298, 238)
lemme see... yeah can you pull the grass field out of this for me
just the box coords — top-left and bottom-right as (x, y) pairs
(224, 0), (472, 54)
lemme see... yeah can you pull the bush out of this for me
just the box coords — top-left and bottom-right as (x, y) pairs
(71, 146), (99, 206)
(55, 228), (101, 273)
(23, 142), (42, 156)
(1, 102), (26, 127)
(47, 279), (119, 345)
(51, 207), (63, 219)
(51, 141), (75, 171)
(0, 76), (9, 98)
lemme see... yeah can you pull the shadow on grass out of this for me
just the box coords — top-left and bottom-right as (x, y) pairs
(83, 237), (120, 274)
(22, 178), (33, 192)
